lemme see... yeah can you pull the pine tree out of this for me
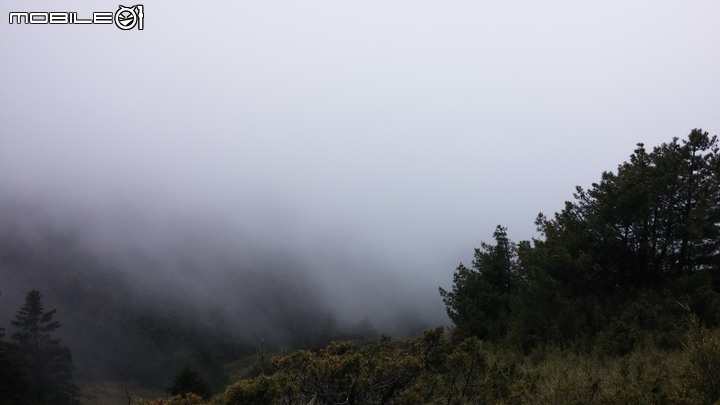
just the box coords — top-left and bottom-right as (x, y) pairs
(0, 291), (29, 404)
(439, 225), (519, 339)
(11, 290), (79, 405)
(542, 129), (720, 290)
(167, 366), (212, 400)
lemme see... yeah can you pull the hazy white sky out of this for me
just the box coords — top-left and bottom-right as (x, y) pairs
(2, 1), (719, 323)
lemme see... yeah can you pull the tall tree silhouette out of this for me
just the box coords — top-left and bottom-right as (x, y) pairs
(0, 291), (29, 404)
(441, 129), (720, 352)
(439, 225), (519, 339)
(11, 290), (79, 405)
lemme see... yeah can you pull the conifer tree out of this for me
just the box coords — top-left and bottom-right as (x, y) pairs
(0, 291), (29, 404)
(167, 366), (212, 400)
(11, 290), (79, 405)
(439, 225), (518, 339)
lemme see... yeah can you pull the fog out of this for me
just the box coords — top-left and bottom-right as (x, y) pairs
(1, 0), (720, 360)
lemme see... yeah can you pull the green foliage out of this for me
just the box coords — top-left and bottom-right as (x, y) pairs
(11, 289), (79, 405)
(214, 316), (720, 404)
(541, 129), (719, 288)
(442, 129), (720, 354)
(225, 338), (425, 404)
(124, 128), (720, 403)
(241, 130), (716, 403)
(440, 225), (519, 340)
(167, 366), (212, 400)
(683, 313), (720, 403)
(5, 129), (720, 403)
(610, 349), (675, 404)
(443, 337), (486, 404)
(223, 374), (285, 405)
(223, 331), (528, 404)
(137, 392), (207, 405)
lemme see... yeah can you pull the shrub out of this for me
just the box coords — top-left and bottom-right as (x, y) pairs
(683, 314), (720, 403)
(137, 393), (206, 405)
(223, 374), (282, 405)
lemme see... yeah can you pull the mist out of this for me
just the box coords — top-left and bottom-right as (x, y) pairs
(1, 0), (720, 389)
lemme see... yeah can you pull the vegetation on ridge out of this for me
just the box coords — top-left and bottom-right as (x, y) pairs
(2, 129), (720, 404)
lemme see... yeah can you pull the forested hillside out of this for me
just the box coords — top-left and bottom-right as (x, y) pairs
(202, 129), (720, 404)
(443, 128), (720, 354)
(0, 213), (353, 400)
(2, 129), (719, 404)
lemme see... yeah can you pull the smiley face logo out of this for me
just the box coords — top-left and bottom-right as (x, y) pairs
(114, 5), (144, 30)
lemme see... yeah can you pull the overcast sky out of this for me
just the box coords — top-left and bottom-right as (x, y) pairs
(2, 1), (720, 325)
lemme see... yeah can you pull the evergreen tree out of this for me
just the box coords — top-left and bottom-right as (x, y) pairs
(441, 129), (720, 352)
(0, 291), (29, 404)
(538, 129), (720, 291)
(167, 366), (212, 400)
(439, 225), (518, 339)
(11, 290), (79, 405)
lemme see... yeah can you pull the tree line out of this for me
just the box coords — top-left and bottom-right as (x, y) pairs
(2, 128), (719, 404)
(440, 128), (720, 354)
(202, 128), (720, 404)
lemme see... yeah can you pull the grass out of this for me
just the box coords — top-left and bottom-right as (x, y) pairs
(80, 321), (720, 404)
(77, 379), (164, 405)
